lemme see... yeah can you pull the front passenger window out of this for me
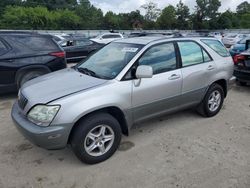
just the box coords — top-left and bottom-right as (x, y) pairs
(0, 40), (8, 55)
(138, 43), (176, 74)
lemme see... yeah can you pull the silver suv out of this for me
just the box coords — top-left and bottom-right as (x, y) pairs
(12, 37), (235, 164)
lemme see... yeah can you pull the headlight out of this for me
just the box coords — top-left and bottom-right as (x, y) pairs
(28, 105), (60, 127)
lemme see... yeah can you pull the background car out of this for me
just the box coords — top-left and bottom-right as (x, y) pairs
(90, 33), (123, 44)
(229, 37), (250, 57)
(208, 32), (223, 41)
(222, 33), (249, 48)
(63, 38), (104, 63)
(0, 31), (66, 94)
(128, 32), (178, 38)
(233, 41), (250, 86)
(50, 33), (71, 47)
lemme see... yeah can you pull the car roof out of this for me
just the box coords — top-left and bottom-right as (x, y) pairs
(114, 36), (166, 45)
(0, 31), (52, 38)
(114, 36), (217, 45)
(102, 33), (122, 35)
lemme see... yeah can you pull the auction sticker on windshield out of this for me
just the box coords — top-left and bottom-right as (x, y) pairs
(121, 47), (138, 52)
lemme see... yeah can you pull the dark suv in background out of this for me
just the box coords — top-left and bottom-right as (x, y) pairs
(233, 40), (250, 86)
(0, 31), (66, 94)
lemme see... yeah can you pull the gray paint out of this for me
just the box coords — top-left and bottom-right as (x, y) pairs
(12, 37), (235, 149)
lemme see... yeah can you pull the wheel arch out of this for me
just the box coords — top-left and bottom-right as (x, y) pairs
(15, 65), (51, 85)
(68, 106), (129, 144)
(213, 79), (227, 98)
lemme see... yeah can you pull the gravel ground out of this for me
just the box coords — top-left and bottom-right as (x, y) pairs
(0, 84), (249, 188)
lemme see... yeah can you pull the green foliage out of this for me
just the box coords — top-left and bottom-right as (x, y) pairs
(176, 0), (190, 29)
(141, 2), (161, 21)
(237, 1), (250, 15)
(0, 6), (81, 30)
(24, 0), (78, 10)
(156, 5), (177, 29)
(193, 0), (221, 29)
(0, 0), (249, 30)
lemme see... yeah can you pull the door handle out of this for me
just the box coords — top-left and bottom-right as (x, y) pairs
(207, 65), (215, 70)
(168, 74), (181, 80)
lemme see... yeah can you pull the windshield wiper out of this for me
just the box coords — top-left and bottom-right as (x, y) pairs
(76, 67), (110, 79)
(77, 67), (96, 77)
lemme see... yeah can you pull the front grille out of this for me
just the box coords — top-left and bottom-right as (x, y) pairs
(18, 93), (28, 110)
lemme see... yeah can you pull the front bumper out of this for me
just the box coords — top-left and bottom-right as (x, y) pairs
(11, 101), (72, 150)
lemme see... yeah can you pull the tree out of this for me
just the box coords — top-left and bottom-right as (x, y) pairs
(75, 0), (104, 29)
(103, 11), (120, 29)
(236, 1), (250, 15)
(141, 2), (160, 29)
(239, 13), (250, 28)
(54, 9), (81, 29)
(156, 5), (176, 29)
(141, 2), (160, 21)
(24, 0), (78, 10)
(193, 0), (221, 29)
(176, 0), (190, 29)
(0, 0), (22, 16)
(1, 6), (53, 29)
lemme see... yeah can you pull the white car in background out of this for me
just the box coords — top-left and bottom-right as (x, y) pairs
(50, 33), (71, 47)
(209, 32), (222, 41)
(91, 33), (124, 44)
(222, 33), (249, 48)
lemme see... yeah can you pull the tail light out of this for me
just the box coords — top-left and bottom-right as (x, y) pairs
(233, 55), (245, 66)
(49, 51), (65, 58)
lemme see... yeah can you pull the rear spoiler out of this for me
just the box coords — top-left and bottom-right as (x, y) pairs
(246, 40), (250, 50)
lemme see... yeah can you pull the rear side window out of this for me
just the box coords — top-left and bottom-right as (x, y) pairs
(178, 42), (202, 67)
(75, 40), (93, 46)
(138, 42), (176, 74)
(8, 35), (59, 51)
(201, 39), (230, 57)
(0, 40), (8, 55)
(102, 34), (121, 39)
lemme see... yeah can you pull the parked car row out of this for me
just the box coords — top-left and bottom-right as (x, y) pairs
(222, 33), (250, 48)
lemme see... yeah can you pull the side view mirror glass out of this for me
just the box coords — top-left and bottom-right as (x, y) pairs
(136, 65), (153, 79)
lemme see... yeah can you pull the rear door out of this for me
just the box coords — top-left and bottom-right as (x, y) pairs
(0, 38), (14, 86)
(132, 42), (183, 122)
(65, 39), (92, 61)
(177, 41), (216, 105)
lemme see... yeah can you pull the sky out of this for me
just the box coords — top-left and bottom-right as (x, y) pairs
(90, 0), (250, 14)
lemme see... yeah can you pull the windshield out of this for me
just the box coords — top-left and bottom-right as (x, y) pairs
(77, 42), (143, 79)
(238, 37), (250, 44)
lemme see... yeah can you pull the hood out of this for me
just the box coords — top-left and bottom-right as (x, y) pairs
(21, 68), (108, 105)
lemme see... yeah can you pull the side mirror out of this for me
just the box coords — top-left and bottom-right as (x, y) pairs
(136, 65), (153, 79)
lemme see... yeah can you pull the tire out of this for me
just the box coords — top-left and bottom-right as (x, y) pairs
(71, 113), (122, 164)
(196, 83), (224, 117)
(238, 81), (247, 86)
(18, 71), (45, 89)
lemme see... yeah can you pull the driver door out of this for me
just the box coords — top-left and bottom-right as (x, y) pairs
(131, 42), (183, 123)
